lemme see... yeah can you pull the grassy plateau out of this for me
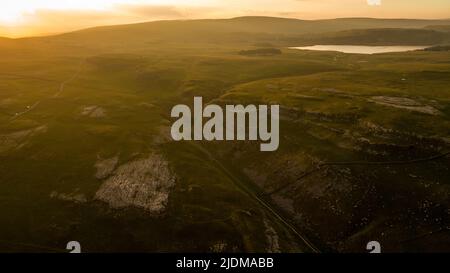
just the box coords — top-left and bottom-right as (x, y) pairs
(0, 17), (449, 252)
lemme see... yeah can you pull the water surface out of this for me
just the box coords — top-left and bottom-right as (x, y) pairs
(290, 45), (429, 54)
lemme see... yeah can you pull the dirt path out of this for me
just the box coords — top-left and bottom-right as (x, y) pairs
(8, 59), (85, 122)
(53, 59), (85, 98)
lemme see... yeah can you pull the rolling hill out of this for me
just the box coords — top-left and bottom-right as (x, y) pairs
(425, 25), (450, 32)
(0, 16), (449, 253)
(20, 16), (450, 49)
(61, 16), (450, 36)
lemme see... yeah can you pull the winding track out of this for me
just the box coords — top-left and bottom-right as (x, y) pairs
(190, 142), (321, 253)
(8, 59), (85, 122)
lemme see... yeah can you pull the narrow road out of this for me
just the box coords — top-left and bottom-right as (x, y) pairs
(198, 92), (321, 252)
(190, 142), (320, 253)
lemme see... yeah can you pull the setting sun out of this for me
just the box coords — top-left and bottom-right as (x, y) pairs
(0, 0), (449, 37)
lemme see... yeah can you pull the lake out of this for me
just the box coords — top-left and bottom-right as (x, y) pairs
(290, 45), (429, 54)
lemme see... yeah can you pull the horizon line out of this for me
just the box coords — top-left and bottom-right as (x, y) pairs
(2, 15), (450, 40)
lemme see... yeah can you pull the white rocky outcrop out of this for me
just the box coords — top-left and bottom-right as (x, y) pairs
(95, 154), (176, 214)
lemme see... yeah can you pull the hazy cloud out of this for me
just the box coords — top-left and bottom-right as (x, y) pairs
(118, 5), (184, 18)
(1, 0), (449, 37)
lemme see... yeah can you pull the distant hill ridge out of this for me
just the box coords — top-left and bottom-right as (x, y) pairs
(4, 16), (450, 47)
(64, 16), (450, 36)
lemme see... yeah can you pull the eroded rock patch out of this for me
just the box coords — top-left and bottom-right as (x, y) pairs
(369, 96), (441, 115)
(95, 154), (176, 214)
(81, 106), (106, 118)
(0, 125), (47, 153)
(95, 155), (119, 180)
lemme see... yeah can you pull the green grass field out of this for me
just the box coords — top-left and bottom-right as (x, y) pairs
(0, 17), (449, 252)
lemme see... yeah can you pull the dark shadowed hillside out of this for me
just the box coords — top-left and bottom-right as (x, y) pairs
(425, 25), (450, 32)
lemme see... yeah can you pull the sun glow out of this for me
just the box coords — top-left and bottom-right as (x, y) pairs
(0, 0), (194, 24)
(1, 1), (103, 24)
(0, 0), (449, 38)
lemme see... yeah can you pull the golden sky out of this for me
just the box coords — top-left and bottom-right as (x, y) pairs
(1, 0), (450, 38)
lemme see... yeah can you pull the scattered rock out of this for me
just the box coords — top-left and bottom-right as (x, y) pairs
(81, 106), (106, 118)
(0, 125), (47, 153)
(50, 191), (87, 203)
(95, 153), (176, 214)
(369, 96), (441, 115)
(264, 219), (281, 253)
(210, 242), (227, 253)
(95, 155), (119, 180)
(360, 120), (393, 134)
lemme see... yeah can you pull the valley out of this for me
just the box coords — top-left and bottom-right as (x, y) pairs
(0, 16), (449, 252)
